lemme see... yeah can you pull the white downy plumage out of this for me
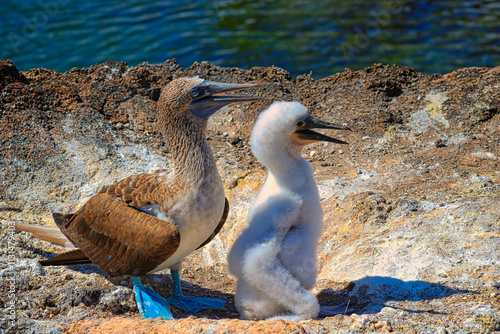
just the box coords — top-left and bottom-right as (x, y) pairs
(228, 101), (350, 321)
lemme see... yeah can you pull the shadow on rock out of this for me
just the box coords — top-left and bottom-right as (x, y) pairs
(20, 245), (236, 318)
(316, 276), (474, 315)
(45, 262), (235, 319)
(348, 276), (474, 314)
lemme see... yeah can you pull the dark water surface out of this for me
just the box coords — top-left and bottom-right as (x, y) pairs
(1, 0), (499, 78)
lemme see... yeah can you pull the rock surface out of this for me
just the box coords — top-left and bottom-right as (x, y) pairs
(0, 58), (499, 333)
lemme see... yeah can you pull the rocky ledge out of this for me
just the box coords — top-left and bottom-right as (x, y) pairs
(0, 59), (499, 333)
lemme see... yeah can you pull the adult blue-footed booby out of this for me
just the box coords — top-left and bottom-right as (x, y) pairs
(227, 101), (350, 321)
(14, 77), (261, 320)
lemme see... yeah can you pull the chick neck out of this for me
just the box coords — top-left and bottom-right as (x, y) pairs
(262, 141), (311, 191)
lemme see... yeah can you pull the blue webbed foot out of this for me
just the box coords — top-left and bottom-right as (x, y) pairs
(133, 276), (174, 320)
(167, 269), (226, 313)
(167, 294), (226, 313)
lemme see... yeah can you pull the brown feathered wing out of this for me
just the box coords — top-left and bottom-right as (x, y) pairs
(41, 171), (181, 277)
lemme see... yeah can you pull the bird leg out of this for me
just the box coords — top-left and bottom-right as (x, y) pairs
(167, 269), (226, 313)
(133, 276), (174, 320)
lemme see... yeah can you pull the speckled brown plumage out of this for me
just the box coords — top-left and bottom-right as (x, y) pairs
(99, 169), (176, 209)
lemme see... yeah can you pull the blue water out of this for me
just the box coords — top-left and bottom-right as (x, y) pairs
(1, 0), (499, 78)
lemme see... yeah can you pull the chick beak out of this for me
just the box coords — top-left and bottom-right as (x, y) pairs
(189, 80), (263, 120)
(292, 115), (351, 145)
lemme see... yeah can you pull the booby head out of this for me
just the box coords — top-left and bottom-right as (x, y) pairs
(158, 77), (261, 121)
(251, 101), (351, 164)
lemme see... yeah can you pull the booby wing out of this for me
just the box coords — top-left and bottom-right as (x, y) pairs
(40, 170), (181, 277)
(53, 191), (180, 277)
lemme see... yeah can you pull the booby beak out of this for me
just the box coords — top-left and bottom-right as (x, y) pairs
(189, 80), (262, 120)
(292, 115), (351, 145)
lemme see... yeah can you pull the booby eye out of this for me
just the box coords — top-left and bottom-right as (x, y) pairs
(190, 88), (202, 98)
(296, 120), (306, 127)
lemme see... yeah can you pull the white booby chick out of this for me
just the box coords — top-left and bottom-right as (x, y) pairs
(227, 101), (350, 321)
(14, 77), (261, 320)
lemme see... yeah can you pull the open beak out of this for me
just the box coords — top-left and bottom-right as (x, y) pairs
(292, 115), (351, 145)
(189, 80), (262, 120)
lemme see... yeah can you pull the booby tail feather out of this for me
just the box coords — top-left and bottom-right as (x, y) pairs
(8, 220), (75, 248)
(40, 248), (92, 266)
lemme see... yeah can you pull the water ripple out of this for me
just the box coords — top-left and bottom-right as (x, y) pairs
(0, 0), (499, 77)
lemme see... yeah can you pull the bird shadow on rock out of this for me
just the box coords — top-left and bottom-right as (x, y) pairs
(21, 246), (237, 319)
(39, 261), (235, 319)
(25, 246), (113, 277)
(317, 276), (475, 315)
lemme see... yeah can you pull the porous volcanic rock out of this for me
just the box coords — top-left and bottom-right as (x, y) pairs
(0, 60), (499, 333)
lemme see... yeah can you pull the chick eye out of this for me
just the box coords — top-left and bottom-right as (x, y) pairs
(296, 120), (305, 127)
